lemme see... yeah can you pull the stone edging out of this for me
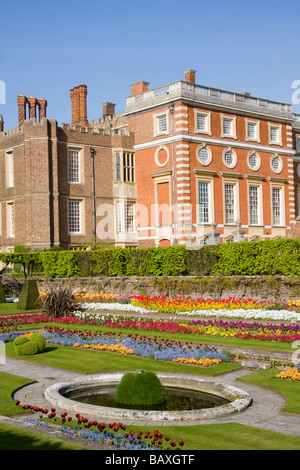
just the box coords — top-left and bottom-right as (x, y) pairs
(43, 372), (252, 424)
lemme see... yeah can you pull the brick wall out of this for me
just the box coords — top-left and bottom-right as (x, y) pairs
(126, 79), (295, 246)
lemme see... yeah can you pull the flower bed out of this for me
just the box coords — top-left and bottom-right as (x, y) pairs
(76, 294), (300, 321)
(3, 308), (300, 344)
(13, 402), (184, 450)
(43, 326), (230, 365)
(276, 367), (300, 381)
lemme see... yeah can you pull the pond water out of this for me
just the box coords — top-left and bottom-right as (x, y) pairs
(67, 385), (230, 411)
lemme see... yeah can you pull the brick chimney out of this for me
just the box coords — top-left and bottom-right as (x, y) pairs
(130, 80), (149, 96)
(184, 69), (196, 84)
(70, 84), (88, 127)
(103, 102), (116, 118)
(38, 98), (47, 119)
(27, 96), (37, 119)
(16, 94), (48, 125)
(17, 93), (27, 126)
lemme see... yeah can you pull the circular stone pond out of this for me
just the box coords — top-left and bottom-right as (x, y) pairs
(44, 372), (252, 424)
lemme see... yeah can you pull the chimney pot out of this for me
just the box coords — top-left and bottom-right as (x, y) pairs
(184, 69), (196, 84)
(130, 80), (149, 96)
(103, 102), (116, 118)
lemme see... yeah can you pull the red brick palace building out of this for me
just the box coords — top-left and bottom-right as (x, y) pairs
(1, 70), (300, 251)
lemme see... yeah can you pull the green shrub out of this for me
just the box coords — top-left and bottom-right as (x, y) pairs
(28, 332), (46, 352)
(0, 281), (5, 303)
(115, 370), (167, 406)
(15, 341), (39, 356)
(17, 279), (40, 310)
(3, 238), (300, 278)
(14, 335), (28, 347)
(14, 333), (45, 356)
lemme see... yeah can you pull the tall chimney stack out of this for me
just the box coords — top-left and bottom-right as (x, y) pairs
(103, 102), (116, 118)
(17, 94), (27, 126)
(70, 84), (88, 127)
(38, 98), (47, 119)
(27, 96), (37, 119)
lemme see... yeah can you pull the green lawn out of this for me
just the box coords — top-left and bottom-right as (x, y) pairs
(0, 422), (90, 450)
(240, 369), (300, 414)
(0, 371), (35, 416)
(2, 317), (300, 450)
(0, 303), (39, 315)
(1, 369), (300, 450)
(5, 341), (240, 375)
(127, 422), (300, 450)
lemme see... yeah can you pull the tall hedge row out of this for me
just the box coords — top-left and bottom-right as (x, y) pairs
(1, 239), (300, 277)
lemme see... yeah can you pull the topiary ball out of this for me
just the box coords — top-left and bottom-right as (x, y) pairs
(28, 333), (46, 353)
(15, 341), (39, 356)
(14, 335), (29, 347)
(13, 332), (46, 355)
(115, 370), (167, 406)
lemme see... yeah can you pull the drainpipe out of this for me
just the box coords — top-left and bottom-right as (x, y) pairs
(170, 104), (177, 245)
(90, 147), (96, 241)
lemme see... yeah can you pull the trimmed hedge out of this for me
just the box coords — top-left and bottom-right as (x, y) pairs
(38, 246), (189, 277)
(1, 239), (300, 277)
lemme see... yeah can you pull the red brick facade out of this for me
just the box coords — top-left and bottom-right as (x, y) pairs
(1, 71), (300, 251)
(0, 89), (135, 251)
(125, 70), (297, 246)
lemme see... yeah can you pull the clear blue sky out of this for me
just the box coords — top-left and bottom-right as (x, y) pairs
(1, 0), (300, 130)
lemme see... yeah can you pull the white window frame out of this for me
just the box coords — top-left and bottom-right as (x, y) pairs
(116, 200), (136, 233)
(154, 146), (170, 168)
(222, 147), (237, 169)
(248, 181), (263, 226)
(196, 175), (214, 226)
(194, 110), (211, 135)
(6, 202), (15, 238)
(6, 151), (14, 188)
(196, 144), (212, 166)
(223, 177), (239, 225)
(68, 199), (84, 234)
(245, 118), (260, 142)
(125, 201), (135, 233)
(268, 123), (282, 146)
(221, 114), (237, 139)
(270, 154), (283, 174)
(154, 111), (169, 137)
(117, 201), (123, 233)
(68, 147), (83, 184)
(116, 152), (121, 182)
(123, 152), (135, 182)
(271, 184), (285, 226)
(247, 151), (261, 172)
